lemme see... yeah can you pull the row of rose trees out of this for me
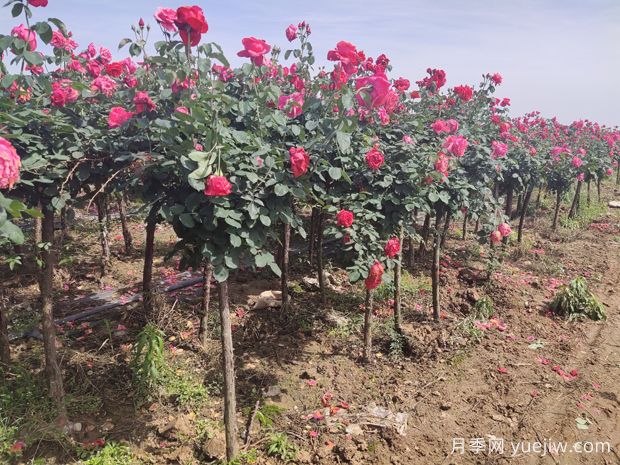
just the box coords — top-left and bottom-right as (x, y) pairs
(1, 1), (619, 461)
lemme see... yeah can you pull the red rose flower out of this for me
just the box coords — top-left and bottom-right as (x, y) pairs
(204, 175), (232, 196)
(133, 91), (156, 113)
(365, 146), (384, 170)
(175, 6), (209, 46)
(453, 85), (473, 102)
(336, 209), (354, 228)
(384, 237), (401, 258)
(108, 107), (134, 128)
(365, 260), (384, 290)
(28, 0), (48, 6)
(237, 37), (271, 66)
(105, 61), (124, 78)
(289, 146), (310, 177)
(155, 7), (178, 32)
(285, 24), (297, 42)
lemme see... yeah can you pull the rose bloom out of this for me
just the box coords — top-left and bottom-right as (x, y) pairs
(155, 7), (177, 32)
(175, 5), (209, 46)
(606, 168), (613, 176)
(489, 230), (502, 244)
(571, 156), (583, 168)
(285, 24), (297, 42)
(86, 60), (102, 78)
(577, 172), (585, 182)
(435, 154), (450, 177)
(11, 24), (37, 51)
(384, 237), (401, 258)
(336, 209), (354, 228)
(453, 85), (473, 102)
(108, 107), (134, 128)
(491, 141), (508, 159)
(204, 175), (232, 196)
(410, 90), (420, 99)
(327, 41), (364, 75)
(365, 146), (384, 170)
(278, 92), (304, 118)
(490, 73), (503, 85)
(91, 76), (117, 97)
(0, 137), (21, 189)
(393, 77), (410, 92)
(237, 37), (271, 66)
(498, 223), (512, 237)
(105, 62), (124, 78)
(175, 106), (190, 114)
(99, 47), (112, 64)
(365, 260), (384, 290)
(355, 72), (391, 109)
(133, 91), (156, 113)
(28, 0), (48, 6)
(442, 135), (469, 157)
(289, 146), (310, 177)
(402, 135), (413, 144)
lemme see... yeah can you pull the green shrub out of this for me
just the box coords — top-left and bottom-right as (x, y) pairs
(130, 324), (165, 399)
(550, 277), (606, 321)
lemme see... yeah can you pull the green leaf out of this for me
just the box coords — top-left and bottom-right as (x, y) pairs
(118, 38), (132, 50)
(328, 167), (342, 180)
(11, 3), (23, 17)
(213, 264), (229, 283)
(274, 184), (289, 197)
(179, 213), (195, 228)
(23, 51), (44, 66)
(259, 215), (271, 227)
(230, 234), (242, 247)
(268, 261), (281, 277)
(336, 131), (351, 153)
(0, 221), (24, 245)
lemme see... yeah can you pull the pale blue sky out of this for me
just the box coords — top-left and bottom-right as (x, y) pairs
(2, 0), (619, 126)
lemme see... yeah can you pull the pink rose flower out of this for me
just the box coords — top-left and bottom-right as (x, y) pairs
(355, 72), (391, 109)
(278, 92), (304, 118)
(489, 230), (502, 244)
(491, 141), (508, 159)
(0, 137), (21, 189)
(108, 107), (134, 128)
(285, 24), (297, 42)
(28, 0), (48, 6)
(442, 135), (469, 157)
(154, 7), (178, 32)
(365, 261), (384, 290)
(384, 237), (401, 258)
(336, 209), (354, 228)
(498, 223), (512, 237)
(11, 24), (37, 51)
(133, 91), (156, 113)
(204, 175), (232, 196)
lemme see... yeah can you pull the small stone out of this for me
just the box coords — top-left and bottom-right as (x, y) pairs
(608, 200), (620, 209)
(73, 422), (82, 432)
(440, 403), (452, 411)
(345, 424), (364, 436)
(263, 385), (282, 398)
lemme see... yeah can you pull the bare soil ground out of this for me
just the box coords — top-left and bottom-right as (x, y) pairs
(2, 187), (620, 465)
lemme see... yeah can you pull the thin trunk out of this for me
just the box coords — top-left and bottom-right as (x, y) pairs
(535, 186), (542, 209)
(417, 213), (431, 258)
(493, 180), (500, 200)
(431, 208), (444, 322)
(218, 280), (239, 461)
(440, 212), (452, 249)
(363, 288), (374, 362)
(568, 181), (582, 219)
(198, 262), (213, 347)
(552, 190), (562, 230)
(142, 213), (157, 315)
(515, 194), (523, 219)
(60, 207), (69, 240)
(617, 167), (620, 186)
(316, 210), (326, 305)
(0, 295), (9, 365)
(407, 208), (418, 268)
(393, 226), (404, 333)
(505, 181), (514, 218)
(117, 193), (133, 255)
(281, 222), (291, 312)
(308, 207), (318, 267)
(597, 179), (602, 203)
(34, 200), (42, 245)
(518, 186), (533, 243)
(39, 205), (67, 424)
(474, 217), (480, 233)
(462, 213), (468, 240)
(586, 181), (591, 206)
(104, 195), (111, 232)
(95, 195), (111, 279)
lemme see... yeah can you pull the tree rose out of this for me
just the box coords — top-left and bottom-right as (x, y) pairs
(0, 137), (21, 189)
